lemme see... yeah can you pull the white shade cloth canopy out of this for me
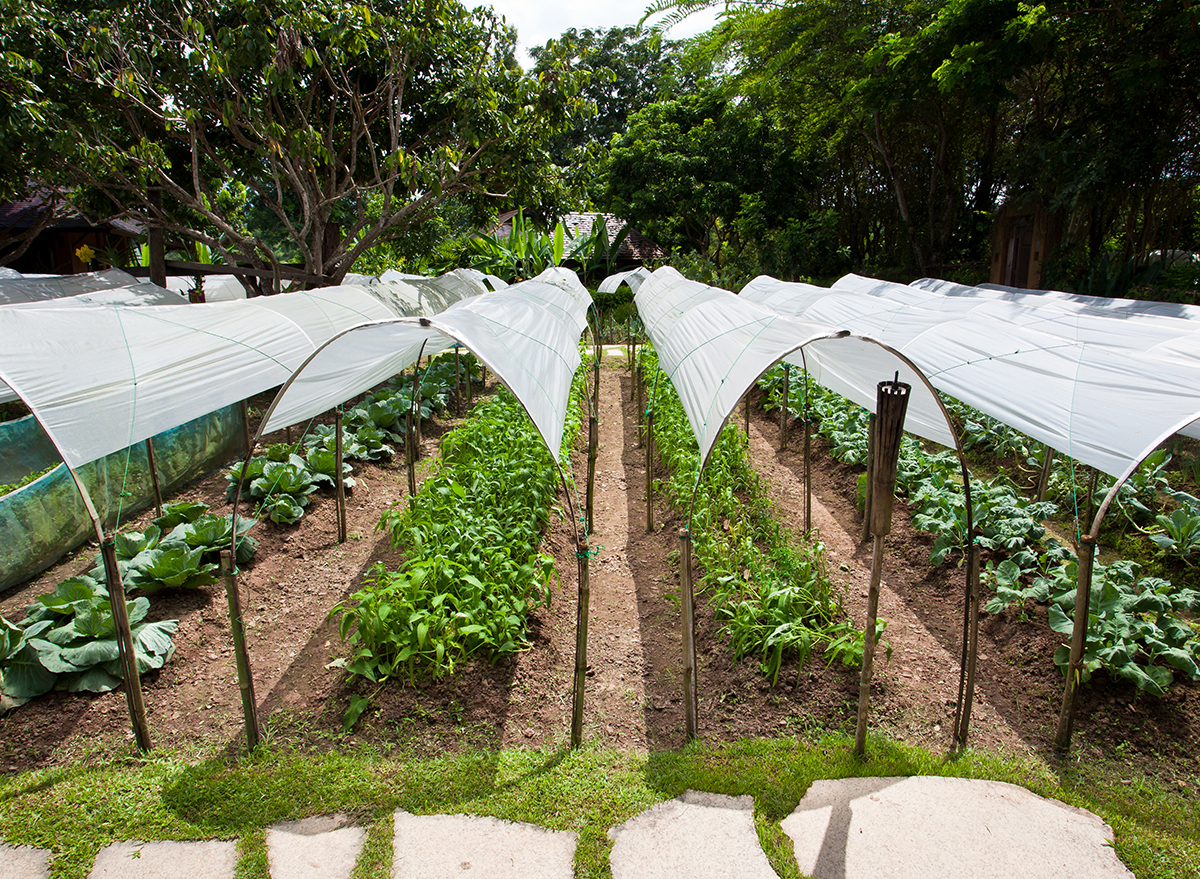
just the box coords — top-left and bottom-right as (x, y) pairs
(739, 273), (1200, 480)
(0, 268), (589, 475)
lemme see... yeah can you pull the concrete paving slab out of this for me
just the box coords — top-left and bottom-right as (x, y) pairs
(392, 811), (576, 879)
(87, 839), (237, 879)
(607, 790), (779, 879)
(0, 843), (50, 879)
(267, 813), (364, 879)
(782, 776), (1134, 879)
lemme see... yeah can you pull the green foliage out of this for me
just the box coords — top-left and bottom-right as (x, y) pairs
(0, 463), (57, 497)
(334, 381), (581, 683)
(642, 348), (855, 683)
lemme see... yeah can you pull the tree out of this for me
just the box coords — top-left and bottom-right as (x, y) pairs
(45, 0), (586, 289)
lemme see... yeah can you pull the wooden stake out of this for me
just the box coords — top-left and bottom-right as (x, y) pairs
(744, 393), (750, 437)
(1056, 535), (1096, 751)
(636, 365), (644, 447)
(405, 409), (416, 498)
(803, 419), (812, 533)
(571, 540), (591, 748)
(645, 411), (655, 533)
(954, 545), (982, 747)
(586, 417), (598, 536)
(101, 535), (152, 752)
(455, 346), (461, 412)
(780, 369), (790, 451)
(1036, 445), (1054, 502)
(854, 534), (885, 756)
(221, 551), (261, 751)
(860, 413), (877, 545)
(411, 365), (423, 457)
(680, 529), (697, 740)
(334, 409), (347, 544)
(145, 438), (163, 519)
(240, 399), (253, 456)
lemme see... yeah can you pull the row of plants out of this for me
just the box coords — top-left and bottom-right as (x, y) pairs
(332, 361), (586, 692)
(0, 501), (256, 710)
(640, 347), (868, 685)
(757, 365), (1200, 695)
(0, 463), (58, 498)
(224, 354), (479, 524)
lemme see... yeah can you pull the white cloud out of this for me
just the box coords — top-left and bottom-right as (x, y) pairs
(480, 1), (723, 66)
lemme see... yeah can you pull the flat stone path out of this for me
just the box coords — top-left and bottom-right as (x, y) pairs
(0, 781), (1135, 879)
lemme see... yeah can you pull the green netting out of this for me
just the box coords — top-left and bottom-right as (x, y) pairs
(0, 404), (245, 591)
(0, 415), (59, 484)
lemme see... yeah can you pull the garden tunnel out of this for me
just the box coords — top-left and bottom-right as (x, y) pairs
(0, 268), (595, 749)
(626, 266), (981, 748)
(739, 271), (1200, 750)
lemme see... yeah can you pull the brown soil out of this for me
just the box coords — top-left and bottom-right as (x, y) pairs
(1, 359), (1197, 792)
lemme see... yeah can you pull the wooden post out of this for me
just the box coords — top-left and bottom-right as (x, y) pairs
(240, 400), (253, 456)
(481, 364), (487, 389)
(954, 545), (982, 746)
(454, 346), (462, 413)
(636, 365), (644, 448)
(221, 551), (261, 751)
(680, 528), (697, 740)
(411, 365), (423, 457)
(1055, 535), (1096, 752)
(1036, 445), (1055, 502)
(405, 409), (416, 498)
(144, 438), (163, 519)
(100, 535), (152, 752)
(148, 190), (166, 289)
(780, 368), (790, 451)
(285, 425), (292, 444)
(467, 356), (475, 408)
(645, 410), (655, 533)
(586, 417), (598, 536)
(854, 378), (911, 756)
(744, 393), (750, 437)
(571, 540), (591, 748)
(860, 413), (877, 545)
(334, 409), (347, 544)
(804, 419), (812, 533)
(855, 534), (885, 756)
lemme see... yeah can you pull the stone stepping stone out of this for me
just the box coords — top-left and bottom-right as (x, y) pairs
(267, 814), (364, 879)
(607, 791), (779, 879)
(781, 776), (1135, 879)
(88, 839), (236, 879)
(392, 811), (576, 879)
(0, 843), (50, 879)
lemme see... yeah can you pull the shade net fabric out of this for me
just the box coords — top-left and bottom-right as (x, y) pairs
(0, 268), (590, 475)
(740, 273), (1200, 480)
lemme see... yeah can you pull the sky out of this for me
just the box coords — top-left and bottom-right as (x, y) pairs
(480, 0), (724, 66)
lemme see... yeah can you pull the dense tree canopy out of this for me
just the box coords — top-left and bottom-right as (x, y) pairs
(10, 0), (587, 287)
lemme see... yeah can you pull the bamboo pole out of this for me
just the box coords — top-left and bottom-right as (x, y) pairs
(405, 408), (416, 498)
(571, 540), (591, 748)
(680, 529), (697, 740)
(1055, 536), (1096, 751)
(100, 535), (152, 752)
(780, 369), (790, 451)
(804, 419), (812, 533)
(221, 551), (261, 751)
(636, 365), (644, 448)
(454, 346), (462, 413)
(855, 534), (885, 756)
(860, 413), (877, 545)
(334, 409), (347, 544)
(854, 378), (910, 757)
(953, 545), (982, 746)
(1036, 445), (1055, 502)
(586, 417), (598, 536)
(744, 394), (750, 437)
(467, 356), (474, 408)
(145, 438), (163, 519)
(240, 400), (253, 456)
(411, 364), (423, 457)
(645, 411), (655, 533)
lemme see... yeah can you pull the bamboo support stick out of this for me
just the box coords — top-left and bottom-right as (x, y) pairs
(680, 529), (697, 740)
(454, 346), (462, 413)
(645, 411), (655, 533)
(1055, 536), (1096, 751)
(411, 365), (423, 457)
(1036, 445), (1055, 502)
(780, 369), (790, 451)
(101, 536), (152, 752)
(221, 551), (261, 751)
(861, 413), (877, 545)
(804, 419), (812, 533)
(240, 399), (253, 456)
(145, 438), (163, 519)
(334, 409), (347, 544)
(405, 409), (416, 498)
(586, 417), (598, 536)
(855, 534), (885, 756)
(744, 394), (750, 437)
(571, 541), (591, 748)
(636, 366), (644, 447)
(954, 545), (982, 746)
